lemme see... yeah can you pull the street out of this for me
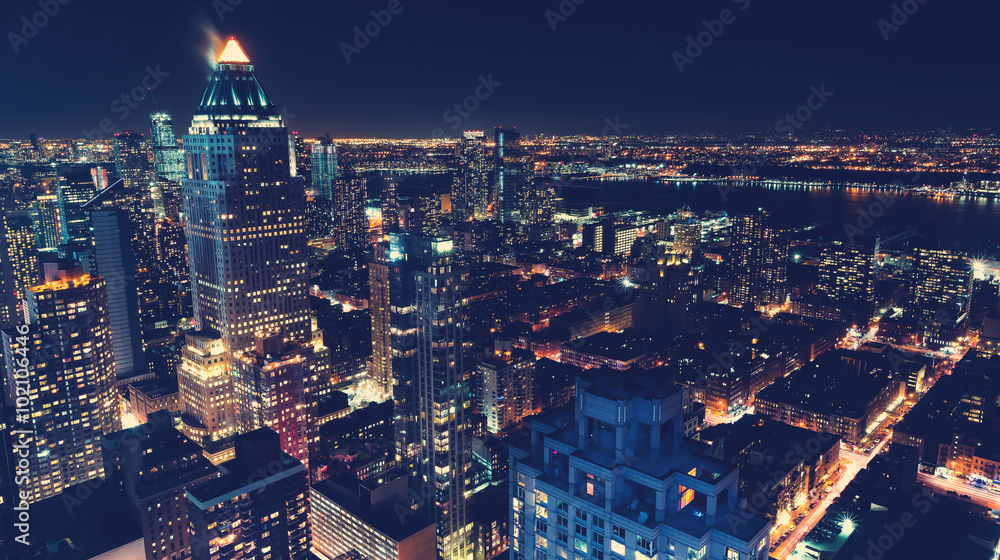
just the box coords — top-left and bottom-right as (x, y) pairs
(772, 435), (892, 559)
(917, 472), (1000, 510)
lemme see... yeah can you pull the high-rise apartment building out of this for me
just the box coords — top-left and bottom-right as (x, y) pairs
(387, 232), (473, 559)
(910, 248), (972, 348)
(730, 208), (788, 310)
(817, 238), (879, 309)
(31, 193), (62, 250)
(311, 473), (436, 560)
(332, 176), (368, 250)
(453, 131), (490, 223)
(509, 371), (772, 560)
(114, 131), (165, 337)
(634, 255), (703, 335)
(476, 339), (534, 434)
(3, 260), (120, 503)
(232, 330), (331, 470)
(186, 428), (311, 560)
(494, 127), (530, 224)
(3, 211), (38, 302)
(102, 411), (221, 560)
(369, 244), (392, 392)
(380, 174), (400, 236)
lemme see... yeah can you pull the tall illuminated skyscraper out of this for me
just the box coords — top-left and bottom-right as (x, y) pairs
(114, 130), (163, 336)
(332, 176), (368, 250)
(387, 232), (473, 560)
(453, 131), (490, 223)
(31, 193), (62, 250)
(3, 260), (120, 504)
(380, 174), (400, 236)
(910, 248), (972, 348)
(0, 211), (37, 324)
(232, 330), (330, 471)
(308, 141), (337, 238)
(178, 39), (327, 474)
(369, 243), (392, 392)
(181, 38), (310, 353)
(150, 112), (186, 217)
(729, 208), (788, 310)
(494, 127), (528, 224)
(55, 165), (97, 246)
(311, 140), (338, 200)
(114, 130), (152, 199)
(817, 238), (879, 310)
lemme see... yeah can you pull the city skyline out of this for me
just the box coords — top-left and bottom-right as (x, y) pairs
(3, 6), (1000, 560)
(2, 0), (999, 138)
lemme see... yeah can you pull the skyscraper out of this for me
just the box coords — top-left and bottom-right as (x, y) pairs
(817, 238), (879, 310)
(1, 211), (39, 317)
(453, 131), (490, 223)
(186, 429), (311, 560)
(380, 174), (400, 236)
(31, 193), (62, 250)
(494, 127), (528, 224)
(150, 112), (186, 217)
(332, 176), (368, 250)
(311, 140), (338, 200)
(476, 339), (534, 434)
(369, 243), (392, 392)
(3, 260), (120, 504)
(509, 372), (772, 560)
(177, 38), (329, 472)
(413, 190), (442, 237)
(177, 331), (236, 464)
(181, 38), (310, 353)
(231, 330), (331, 470)
(114, 130), (164, 337)
(55, 165), (97, 247)
(387, 232), (473, 559)
(910, 248), (972, 348)
(0, 216), (18, 326)
(114, 130), (152, 200)
(89, 206), (147, 380)
(729, 208), (788, 310)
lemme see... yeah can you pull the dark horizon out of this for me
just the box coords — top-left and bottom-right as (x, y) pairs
(2, 0), (999, 140)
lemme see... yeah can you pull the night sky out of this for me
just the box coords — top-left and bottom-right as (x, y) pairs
(2, 0), (998, 139)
